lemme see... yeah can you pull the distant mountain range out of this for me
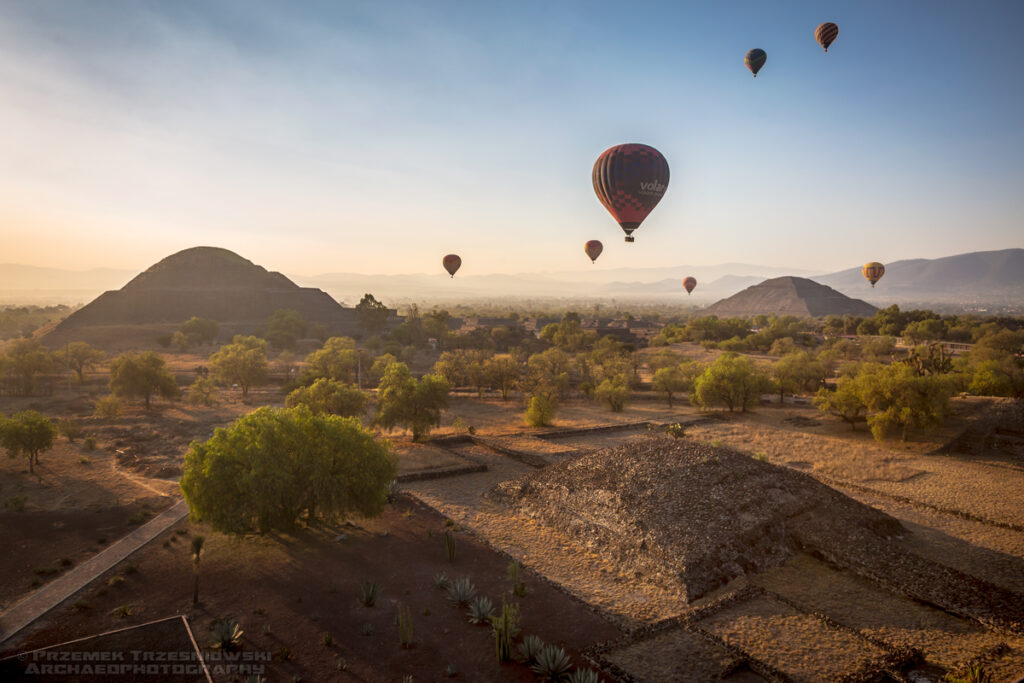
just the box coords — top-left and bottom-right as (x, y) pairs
(2, 248), (1022, 310)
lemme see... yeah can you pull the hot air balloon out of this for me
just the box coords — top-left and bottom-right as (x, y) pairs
(744, 48), (766, 77)
(814, 22), (839, 52)
(584, 240), (603, 263)
(683, 276), (697, 295)
(442, 254), (461, 278)
(592, 143), (669, 243)
(862, 262), (885, 288)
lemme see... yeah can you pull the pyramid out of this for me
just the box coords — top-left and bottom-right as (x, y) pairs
(704, 276), (877, 318)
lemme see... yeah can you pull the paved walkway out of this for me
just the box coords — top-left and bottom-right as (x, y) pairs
(0, 498), (189, 646)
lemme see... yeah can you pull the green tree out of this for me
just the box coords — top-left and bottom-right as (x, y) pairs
(652, 366), (687, 407)
(967, 358), (1024, 399)
(374, 363), (450, 441)
(209, 336), (269, 397)
(299, 337), (358, 385)
(691, 353), (773, 413)
(858, 363), (955, 442)
(432, 351), (467, 387)
(772, 351), (826, 403)
(186, 376), (219, 406)
(265, 309), (307, 350)
(1, 339), (55, 396)
(525, 348), (571, 398)
(813, 376), (868, 430)
(594, 378), (630, 412)
(368, 353), (399, 387)
(285, 378), (368, 417)
(539, 313), (597, 352)
(355, 293), (391, 335)
(0, 410), (57, 474)
(180, 406), (396, 534)
(524, 393), (557, 427)
(109, 352), (179, 408)
(485, 356), (520, 401)
(67, 341), (104, 383)
(179, 317), (219, 346)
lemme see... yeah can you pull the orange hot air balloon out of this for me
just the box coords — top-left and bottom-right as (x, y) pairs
(862, 262), (885, 288)
(584, 240), (603, 263)
(592, 143), (670, 243)
(683, 276), (697, 294)
(442, 254), (462, 278)
(814, 22), (839, 52)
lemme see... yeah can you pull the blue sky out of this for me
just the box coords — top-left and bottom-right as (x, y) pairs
(1, 0), (1021, 276)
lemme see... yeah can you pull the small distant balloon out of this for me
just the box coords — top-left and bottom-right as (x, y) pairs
(814, 22), (839, 52)
(442, 254), (461, 278)
(862, 262), (885, 288)
(584, 240), (604, 263)
(744, 48), (767, 77)
(683, 276), (697, 295)
(592, 143), (670, 243)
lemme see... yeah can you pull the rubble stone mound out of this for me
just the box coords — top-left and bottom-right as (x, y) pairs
(704, 276), (877, 318)
(491, 437), (904, 602)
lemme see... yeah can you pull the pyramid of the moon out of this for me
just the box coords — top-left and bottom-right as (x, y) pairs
(704, 276), (878, 318)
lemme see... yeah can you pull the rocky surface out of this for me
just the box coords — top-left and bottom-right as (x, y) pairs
(490, 436), (904, 602)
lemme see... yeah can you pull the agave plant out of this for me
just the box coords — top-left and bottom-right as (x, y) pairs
(445, 577), (476, 606)
(359, 580), (380, 607)
(210, 619), (243, 651)
(569, 668), (600, 683)
(432, 571), (450, 590)
(531, 644), (572, 682)
(516, 634), (545, 664)
(466, 595), (494, 624)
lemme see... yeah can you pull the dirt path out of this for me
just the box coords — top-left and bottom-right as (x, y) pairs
(0, 499), (188, 645)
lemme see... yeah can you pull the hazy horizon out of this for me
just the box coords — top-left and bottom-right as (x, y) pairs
(2, 1), (1022, 276)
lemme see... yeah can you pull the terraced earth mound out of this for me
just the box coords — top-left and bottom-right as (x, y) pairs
(703, 275), (877, 318)
(491, 437), (904, 602)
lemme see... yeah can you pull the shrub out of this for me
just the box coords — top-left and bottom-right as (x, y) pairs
(531, 644), (572, 681)
(186, 376), (219, 406)
(517, 634), (545, 664)
(664, 422), (687, 439)
(359, 580), (380, 607)
(524, 393), (556, 427)
(443, 529), (457, 562)
(210, 619), (243, 650)
(275, 646), (292, 661)
(59, 557), (73, 567)
(4, 495), (28, 512)
(943, 664), (993, 683)
(58, 419), (83, 443)
(78, 456), (90, 465)
(433, 572), (450, 589)
(82, 436), (97, 451)
(320, 632), (333, 647)
(112, 604), (133, 618)
(108, 576), (125, 587)
(446, 577), (476, 606)
(467, 595), (494, 624)
(93, 396), (123, 418)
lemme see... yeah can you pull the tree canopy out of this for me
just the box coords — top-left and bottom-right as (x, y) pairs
(0, 410), (57, 475)
(209, 335), (269, 397)
(109, 351), (179, 408)
(300, 336), (359, 385)
(374, 362), (450, 441)
(180, 405), (396, 534)
(354, 293), (391, 335)
(691, 353), (772, 413)
(285, 378), (367, 417)
(265, 309), (307, 350)
(67, 341), (105, 383)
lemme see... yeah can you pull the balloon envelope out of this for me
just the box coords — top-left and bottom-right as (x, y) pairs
(584, 240), (604, 263)
(442, 254), (462, 278)
(862, 262), (885, 287)
(814, 22), (839, 52)
(592, 143), (670, 243)
(683, 276), (697, 294)
(744, 48), (767, 77)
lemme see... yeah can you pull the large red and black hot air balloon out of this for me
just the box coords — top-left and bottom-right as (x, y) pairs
(862, 262), (885, 288)
(584, 240), (603, 263)
(683, 276), (697, 295)
(814, 22), (839, 52)
(744, 48), (767, 77)
(592, 144), (670, 243)
(442, 254), (461, 278)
